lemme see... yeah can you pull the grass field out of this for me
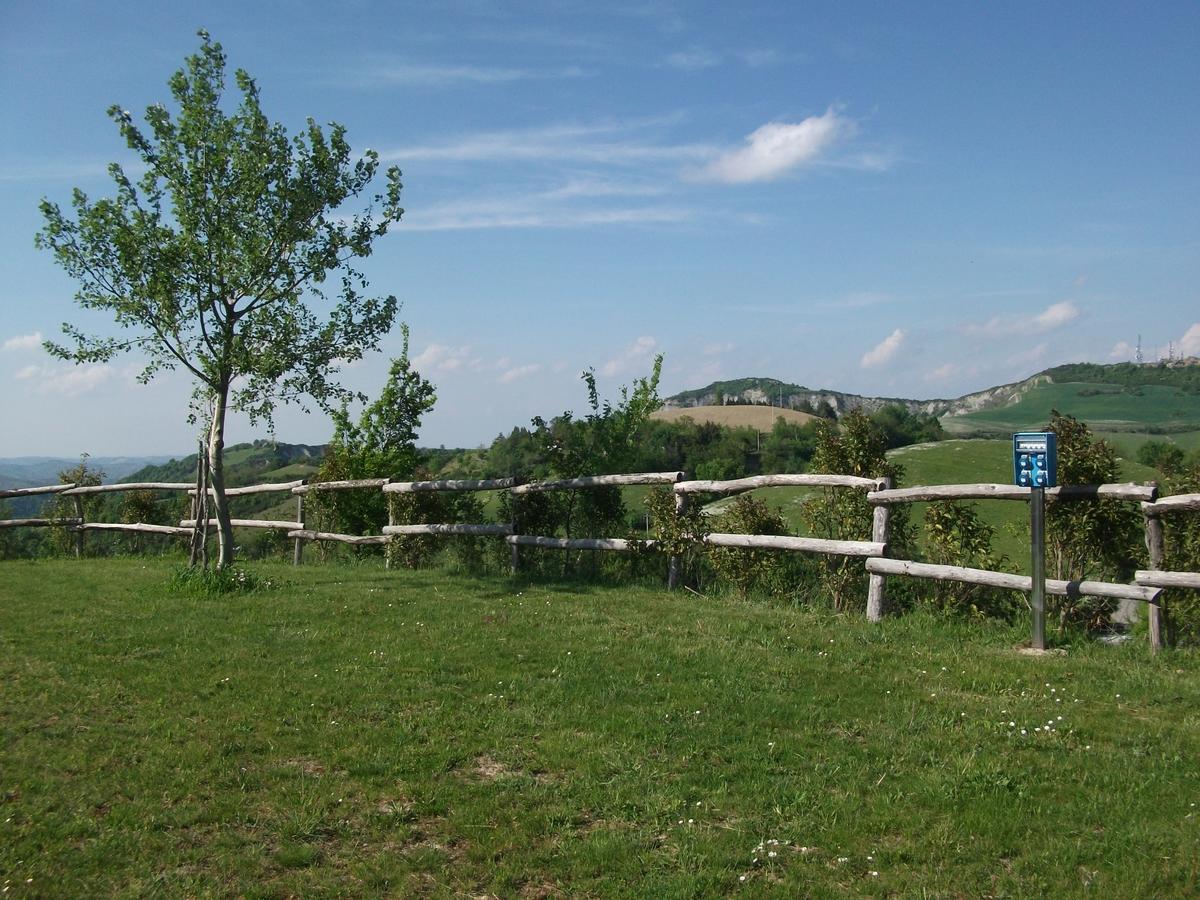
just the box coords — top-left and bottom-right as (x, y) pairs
(943, 382), (1200, 434)
(2, 559), (1198, 896)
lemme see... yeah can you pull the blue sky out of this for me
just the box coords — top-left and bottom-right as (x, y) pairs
(2, 1), (1197, 456)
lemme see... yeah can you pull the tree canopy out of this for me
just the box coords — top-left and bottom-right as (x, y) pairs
(36, 31), (405, 566)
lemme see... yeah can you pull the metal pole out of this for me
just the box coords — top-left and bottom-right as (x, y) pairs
(1030, 486), (1046, 650)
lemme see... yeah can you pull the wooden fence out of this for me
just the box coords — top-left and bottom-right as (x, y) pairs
(3, 472), (1198, 652)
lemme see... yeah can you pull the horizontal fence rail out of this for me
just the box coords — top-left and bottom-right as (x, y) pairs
(868, 482), (1158, 505)
(1135, 570), (1200, 590)
(510, 472), (685, 494)
(181, 518), (303, 530)
(384, 477), (520, 494)
(3, 468), (1197, 653)
(703, 533), (885, 557)
(62, 482), (193, 495)
(866, 558), (1163, 604)
(677, 473), (882, 494)
(0, 483), (77, 499)
(1142, 493), (1200, 516)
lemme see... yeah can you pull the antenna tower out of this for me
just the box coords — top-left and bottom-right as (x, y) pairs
(1135, 334), (1143, 364)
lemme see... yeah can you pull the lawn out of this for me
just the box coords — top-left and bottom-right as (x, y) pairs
(2, 559), (1198, 896)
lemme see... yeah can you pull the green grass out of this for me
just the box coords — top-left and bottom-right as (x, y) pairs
(2, 559), (1198, 896)
(943, 382), (1200, 434)
(725, 440), (1167, 572)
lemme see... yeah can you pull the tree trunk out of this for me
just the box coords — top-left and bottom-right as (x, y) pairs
(208, 386), (236, 568)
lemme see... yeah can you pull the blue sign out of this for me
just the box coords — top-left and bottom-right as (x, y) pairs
(1013, 432), (1057, 488)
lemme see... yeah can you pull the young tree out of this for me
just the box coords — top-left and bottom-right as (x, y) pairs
(36, 32), (404, 568)
(311, 324), (436, 538)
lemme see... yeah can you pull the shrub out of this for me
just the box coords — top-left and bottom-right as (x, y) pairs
(802, 411), (912, 612)
(1044, 412), (1142, 633)
(707, 494), (794, 600)
(923, 501), (1020, 620)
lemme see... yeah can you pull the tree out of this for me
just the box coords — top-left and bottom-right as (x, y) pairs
(802, 411), (912, 612)
(1137, 439), (1186, 475)
(36, 32), (404, 568)
(311, 324), (436, 539)
(1044, 411), (1141, 631)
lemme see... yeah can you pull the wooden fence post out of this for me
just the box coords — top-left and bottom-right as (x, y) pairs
(866, 477), (892, 622)
(667, 492), (688, 591)
(1143, 488), (1168, 651)
(509, 493), (520, 575)
(71, 495), (85, 558)
(385, 491), (394, 571)
(293, 494), (304, 566)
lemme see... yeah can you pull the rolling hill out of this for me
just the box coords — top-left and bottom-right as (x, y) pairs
(649, 404), (817, 431)
(666, 359), (1200, 435)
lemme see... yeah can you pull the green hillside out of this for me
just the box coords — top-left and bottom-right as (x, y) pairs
(126, 440), (325, 486)
(943, 382), (1200, 435)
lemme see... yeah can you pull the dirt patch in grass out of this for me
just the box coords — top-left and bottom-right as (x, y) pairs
(472, 755), (510, 780)
(285, 757), (327, 778)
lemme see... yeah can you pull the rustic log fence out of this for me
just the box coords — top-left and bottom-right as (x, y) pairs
(4, 473), (1198, 652)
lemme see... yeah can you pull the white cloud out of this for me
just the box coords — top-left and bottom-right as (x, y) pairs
(1109, 340), (1135, 360)
(338, 62), (584, 88)
(601, 336), (658, 377)
(1032, 301), (1079, 330)
(965, 301), (1080, 337)
(819, 291), (892, 311)
(860, 329), (905, 368)
(690, 110), (848, 184)
(499, 364), (541, 384)
(1178, 322), (1200, 357)
(15, 363), (115, 396)
(1011, 342), (1049, 366)
(924, 362), (959, 381)
(664, 48), (721, 70)
(411, 344), (479, 374)
(3, 331), (43, 351)
(406, 204), (693, 232)
(384, 122), (713, 166)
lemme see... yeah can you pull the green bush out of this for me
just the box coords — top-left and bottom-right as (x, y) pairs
(1045, 412), (1142, 633)
(707, 494), (796, 600)
(923, 501), (1020, 620)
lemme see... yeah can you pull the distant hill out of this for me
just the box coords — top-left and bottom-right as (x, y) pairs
(125, 440), (326, 486)
(0, 455), (177, 489)
(664, 360), (1200, 434)
(650, 405), (818, 432)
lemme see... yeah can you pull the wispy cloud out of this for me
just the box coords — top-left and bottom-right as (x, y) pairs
(335, 61), (585, 88)
(411, 344), (480, 374)
(662, 46), (787, 70)
(1177, 322), (1200, 357)
(14, 363), (115, 396)
(964, 301), (1080, 337)
(924, 362), (960, 381)
(384, 121), (714, 166)
(405, 203), (693, 232)
(499, 363), (541, 383)
(860, 328), (905, 368)
(818, 291), (892, 311)
(3, 331), (43, 351)
(1109, 340), (1135, 360)
(663, 48), (721, 70)
(689, 109), (849, 183)
(601, 336), (659, 377)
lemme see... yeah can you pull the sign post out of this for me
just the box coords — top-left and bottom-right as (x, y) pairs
(1014, 432), (1057, 651)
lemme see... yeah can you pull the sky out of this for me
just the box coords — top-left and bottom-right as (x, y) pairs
(1, 1), (1198, 457)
